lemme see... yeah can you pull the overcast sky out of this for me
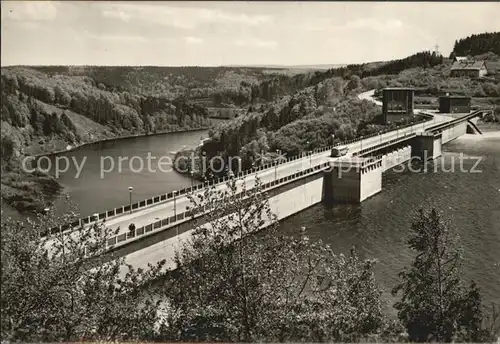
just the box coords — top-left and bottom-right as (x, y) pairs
(2, 1), (499, 66)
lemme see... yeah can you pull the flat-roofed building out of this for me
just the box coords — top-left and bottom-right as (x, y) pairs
(382, 87), (415, 123)
(439, 95), (471, 113)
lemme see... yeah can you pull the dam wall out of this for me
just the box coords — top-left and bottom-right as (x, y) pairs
(411, 134), (443, 161)
(118, 172), (326, 272)
(381, 146), (412, 171)
(441, 121), (467, 144)
(322, 157), (383, 203)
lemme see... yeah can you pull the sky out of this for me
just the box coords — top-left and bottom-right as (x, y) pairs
(1, 1), (500, 67)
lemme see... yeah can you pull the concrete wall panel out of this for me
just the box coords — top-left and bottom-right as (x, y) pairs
(433, 137), (442, 158)
(360, 167), (382, 202)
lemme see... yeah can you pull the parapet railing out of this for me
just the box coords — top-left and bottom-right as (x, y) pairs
(41, 114), (440, 237)
(98, 162), (332, 251)
(427, 110), (484, 134)
(352, 132), (416, 157)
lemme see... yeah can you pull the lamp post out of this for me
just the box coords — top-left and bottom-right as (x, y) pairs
(189, 171), (194, 187)
(173, 190), (177, 220)
(306, 141), (312, 167)
(276, 149), (281, 171)
(128, 186), (133, 214)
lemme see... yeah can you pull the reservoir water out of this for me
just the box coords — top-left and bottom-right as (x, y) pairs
(281, 129), (500, 309)
(25, 125), (500, 308)
(49, 129), (210, 217)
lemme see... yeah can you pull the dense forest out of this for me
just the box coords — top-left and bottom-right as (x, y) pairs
(451, 32), (500, 57)
(208, 50), (443, 107)
(207, 90), (381, 165)
(30, 65), (285, 107)
(1, 67), (211, 212)
(27, 51), (444, 110)
(182, 77), (416, 176)
(20, 32), (499, 116)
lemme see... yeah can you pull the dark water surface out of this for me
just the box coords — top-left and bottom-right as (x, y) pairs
(48, 129), (210, 217)
(280, 130), (500, 309)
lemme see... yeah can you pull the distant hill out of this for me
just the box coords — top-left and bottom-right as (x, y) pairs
(28, 65), (286, 107)
(17, 53), (439, 111)
(228, 64), (348, 70)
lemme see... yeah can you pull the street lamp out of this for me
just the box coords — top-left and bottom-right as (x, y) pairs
(189, 171), (194, 187)
(173, 190), (177, 220)
(128, 186), (133, 214)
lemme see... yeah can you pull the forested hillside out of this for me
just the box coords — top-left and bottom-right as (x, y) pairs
(28, 51), (444, 110)
(30, 66), (290, 107)
(1, 67), (211, 157)
(190, 46), (499, 177)
(190, 77), (404, 174)
(451, 32), (500, 57)
(1, 67), (211, 213)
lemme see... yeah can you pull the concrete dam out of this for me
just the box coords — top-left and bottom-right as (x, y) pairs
(43, 88), (487, 272)
(112, 111), (482, 272)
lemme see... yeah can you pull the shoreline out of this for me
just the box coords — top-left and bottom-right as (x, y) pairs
(2, 126), (216, 217)
(31, 126), (212, 159)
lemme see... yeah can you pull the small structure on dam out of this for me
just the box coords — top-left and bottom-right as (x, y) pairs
(439, 95), (471, 114)
(382, 87), (415, 124)
(411, 133), (443, 161)
(322, 156), (383, 203)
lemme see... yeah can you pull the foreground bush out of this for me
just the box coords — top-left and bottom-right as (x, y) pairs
(158, 179), (387, 342)
(0, 206), (165, 342)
